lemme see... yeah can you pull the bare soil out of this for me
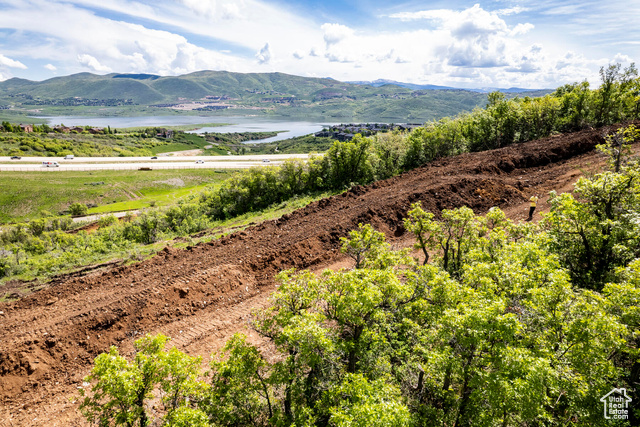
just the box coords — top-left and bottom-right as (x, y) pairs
(0, 125), (632, 426)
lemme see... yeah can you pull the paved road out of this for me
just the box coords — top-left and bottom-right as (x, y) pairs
(0, 154), (314, 171)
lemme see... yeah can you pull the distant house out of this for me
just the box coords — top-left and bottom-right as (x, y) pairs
(19, 124), (33, 133)
(71, 126), (84, 133)
(156, 129), (174, 139)
(54, 126), (71, 133)
(88, 127), (104, 134)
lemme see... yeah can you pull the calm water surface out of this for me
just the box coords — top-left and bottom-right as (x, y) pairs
(36, 115), (335, 143)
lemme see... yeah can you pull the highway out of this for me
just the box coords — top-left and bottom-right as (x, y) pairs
(0, 153), (314, 171)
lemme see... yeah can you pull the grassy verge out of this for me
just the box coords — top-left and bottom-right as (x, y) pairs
(0, 191), (336, 298)
(0, 169), (235, 223)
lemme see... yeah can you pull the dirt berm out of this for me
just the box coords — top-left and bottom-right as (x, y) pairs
(0, 126), (626, 425)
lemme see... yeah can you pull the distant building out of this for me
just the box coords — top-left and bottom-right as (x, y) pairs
(19, 124), (33, 133)
(88, 127), (104, 134)
(156, 129), (174, 139)
(53, 126), (71, 133)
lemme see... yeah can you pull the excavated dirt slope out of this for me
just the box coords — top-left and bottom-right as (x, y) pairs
(0, 126), (628, 425)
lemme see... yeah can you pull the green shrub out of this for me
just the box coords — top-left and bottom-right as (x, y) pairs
(69, 203), (88, 216)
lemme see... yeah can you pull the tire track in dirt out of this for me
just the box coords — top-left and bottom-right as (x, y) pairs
(0, 125), (632, 426)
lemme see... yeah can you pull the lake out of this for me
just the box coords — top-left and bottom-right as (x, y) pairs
(36, 115), (336, 144)
(191, 121), (333, 143)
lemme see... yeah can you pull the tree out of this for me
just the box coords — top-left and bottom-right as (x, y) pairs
(322, 135), (373, 189)
(404, 202), (439, 265)
(371, 131), (407, 180)
(597, 124), (639, 173)
(544, 127), (640, 290)
(340, 223), (389, 269)
(79, 334), (206, 427)
(69, 202), (88, 216)
(205, 334), (274, 426)
(322, 374), (412, 427)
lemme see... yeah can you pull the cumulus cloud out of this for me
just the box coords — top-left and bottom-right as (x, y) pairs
(325, 51), (355, 63)
(0, 0), (629, 89)
(448, 5), (509, 39)
(77, 54), (112, 72)
(256, 43), (271, 64)
(0, 0), (241, 76)
(44, 63), (57, 71)
(386, 4), (542, 74)
(507, 44), (545, 74)
(0, 54), (27, 69)
(321, 23), (354, 46)
(0, 53), (27, 81)
(510, 23), (534, 36)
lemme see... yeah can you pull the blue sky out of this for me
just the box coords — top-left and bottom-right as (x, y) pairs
(0, 0), (638, 89)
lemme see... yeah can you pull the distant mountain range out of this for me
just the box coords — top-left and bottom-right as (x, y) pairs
(346, 78), (549, 93)
(0, 71), (553, 122)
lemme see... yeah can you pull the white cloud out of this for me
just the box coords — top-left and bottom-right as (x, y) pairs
(177, 0), (245, 21)
(543, 5), (584, 15)
(0, 0), (242, 76)
(0, 0), (632, 89)
(496, 6), (529, 16)
(0, 54), (27, 69)
(388, 10), (445, 21)
(510, 23), (534, 36)
(78, 54), (112, 72)
(0, 53), (27, 81)
(321, 23), (354, 46)
(256, 43), (271, 64)
(44, 63), (57, 71)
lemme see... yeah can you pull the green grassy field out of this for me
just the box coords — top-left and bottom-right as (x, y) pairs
(0, 128), (216, 157)
(0, 189), (335, 294)
(0, 168), (235, 223)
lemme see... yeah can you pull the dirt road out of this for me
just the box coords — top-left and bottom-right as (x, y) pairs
(0, 125), (623, 426)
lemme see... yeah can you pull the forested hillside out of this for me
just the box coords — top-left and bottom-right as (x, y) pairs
(0, 71), (496, 121)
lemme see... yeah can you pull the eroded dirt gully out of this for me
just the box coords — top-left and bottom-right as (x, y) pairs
(0, 125), (628, 425)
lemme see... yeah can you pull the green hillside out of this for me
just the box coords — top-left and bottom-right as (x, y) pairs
(0, 71), (502, 122)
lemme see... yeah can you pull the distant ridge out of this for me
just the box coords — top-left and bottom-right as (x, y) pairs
(346, 79), (459, 91)
(346, 78), (550, 93)
(0, 70), (551, 121)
